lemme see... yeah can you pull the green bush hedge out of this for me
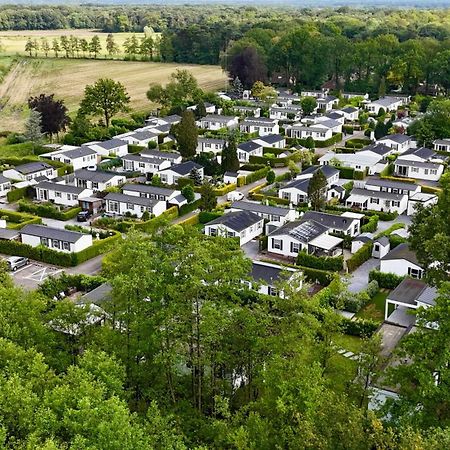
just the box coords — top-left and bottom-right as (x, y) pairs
(18, 201), (81, 221)
(314, 132), (342, 148)
(347, 242), (373, 272)
(214, 183), (236, 196)
(354, 170), (365, 180)
(249, 155), (290, 167)
(342, 125), (354, 134)
(361, 215), (379, 233)
(128, 144), (146, 154)
(39, 273), (107, 299)
(338, 167), (355, 179)
(179, 199), (201, 216)
(297, 251), (344, 272)
(326, 205), (398, 222)
(366, 279), (380, 298)
(6, 187), (28, 203)
(245, 167), (270, 185)
(239, 164), (266, 172)
(368, 270), (405, 289)
(74, 231), (122, 264)
(249, 193), (291, 206)
(199, 211), (222, 224)
(389, 234), (407, 248)
(113, 206), (179, 233)
(341, 317), (379, 337)
(0, 209), (42, 229)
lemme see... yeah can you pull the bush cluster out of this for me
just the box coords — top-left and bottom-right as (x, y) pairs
(361, 214), (379, 233)
(0, 209), (42, 229)
(297, 251), (344, 272)
(340, 317), (379, 337)
(199, 211), (222, 224)
(38, 273), (106, 299)
(368, 270), (405, 289)
(347, 242), (374, 272)
(245, 167), (270, 184)
(18, 200), (81, 221)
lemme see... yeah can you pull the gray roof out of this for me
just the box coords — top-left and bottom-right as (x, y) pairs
(162, 161), (203, 176)
(238, 141), (262, 153)
(382, 243), (420, 266)
(0, 228), (20, 240)
(365, 177), (417, 192)
(371, 97), (402, 107)
(416, 285), (437, 307)
(231, 200), (292, 217)
(132, 130), (158, 141)
(282, 178), (310, 193)
(206, 210), (262, 232)
(61, 147), (97, 159)
(301, 211), (356, 231)
(402, 147), (436, 160)
(21, 224), (86, 243)
(161, 114), (181, 124)
(388, 278), (428, 306)
(300, 165), (339, 179)
(379, 134), (411, 144)
(122, 154), (162, 165)
(140, 149), (181, 160)
(15, 162), (53, 175)
(202, 114), (236, 123)
(326, 111), (344, 120)
(350, 187), (406, 201)
(198, 137), (226, 145)
(122, 183), (176, 196)
(89, 139), (127, 150)
(250, 261), (296, 285)
(105, 192), (161, 207)
(433, 139), (450, 145)
(242, 117), (276, 124)
(364, 143), (392, 156)
(78, 282), (113, 305)
(35, 181), (86, 195)
(0, 174), (10, 184)
(257, 134), (285, 145)
(375, 236), (390, 247)
(74, 169), (122, 183)
(342, 106), (358, 113)
(269, 219), (328, 242)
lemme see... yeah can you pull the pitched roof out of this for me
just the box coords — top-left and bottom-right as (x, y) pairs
(140, 149), (181, 160)
(281, 178), (310, 193)
(21, 224), (86, 243)
(74, 169), (123, 183)
(105, 192), (161, 207)
(61, 147), (97, 159)
(122, 183), (176, 196)
(342, 106), (358, 113)
(256, 134), (285, 144)
(231, 200), (292, 216)
(88, 139), (127, 150)
(401, 146), (436, 160)
(301, 211), (356, 230)
(15, 162), (53, 175)
(375, 236), (390, 246)
(202, 114), (236, 123)
(35, 181), (86, 195)
(300, 165), (339, 179)
(349, 187), (407, 201)
(371, 96), (402, 107)
(269, 219), (328, 242)
(250, 261), (297, 285)
(363, 143), (392, 156)
(364, 177), (417, 191)
(161, 161), (203, 176)
(206, 210), (262, 232)
(238, 141), (262, 153)
(0, 174), (10, 184)
(122, 154), (162, 164)
(78, 282), (113, 305)
(378, 133), (411, 144)
(381, 243), (420, 266)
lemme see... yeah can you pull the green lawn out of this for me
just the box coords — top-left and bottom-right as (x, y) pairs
(356, 290), (389, 322)
(333, 333), (364, 353)
(0, 141), (36, 158)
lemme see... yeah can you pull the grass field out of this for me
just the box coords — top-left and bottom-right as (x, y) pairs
(0, 56), (228, 132)
(356, 290), (389, 322)
(0, 29), (149, 57)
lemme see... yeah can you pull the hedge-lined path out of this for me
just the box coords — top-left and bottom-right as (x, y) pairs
(314, 129), (367, 156)
(348, 258), (380, 293)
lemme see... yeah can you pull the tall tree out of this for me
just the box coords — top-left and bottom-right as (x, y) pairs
(300, 96), (318, 116)
(171, 110), (198, 158)
(28, 94), (70, 140)
(307, 169), (327, 210)
(139, 36), (154, 60)
(89, 35), (102, 59)
(79, 78), (130, 128)
(40, 37), (50, 57)
(51, 38), (60, 57)
(199, 180), (217, 211)
(221, 138), (240, 173)
(228, 46), (268, 89)
(123, 34), (139, 59)
(24, 109), (44, 147)
(106, 33), (119, 56)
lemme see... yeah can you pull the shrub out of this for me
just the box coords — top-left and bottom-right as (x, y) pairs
(368, 270), (405, 289)
(365, 279), (380, 299)
(353, 170), (365, 180)
(179, 199), (201, 216)
(341, 317), (379, 337)
(177, 177), (194, 189)
(245, 167), (270, 184)
(250, 193), (290, 206)
(213, 183), (236, 196)
(375, 223), (405, 238)
(7, 187), (28, 203)
(389, 234), (407, 248)
(361, 215), (379, 233)
(342, 125), (354, 134)
(199, 211), (222, 224)
(18, 201), (81, 221)
(314, 132), (342, 148)
(347, 242), (373, 272)
(0, 209), (42, 229)
(296, 251), (344, 272)
(148, 141), (158, 149)
(421, 185), (442, 195)
(39, 273), (106, 299)
(239, 164), (266, 172)
(128, 144), (146, 154)
(344, 291), (371, 313)
(179, 214), (200, 226)
(74, 231), (122, 264)
(337, 167), (354, 179)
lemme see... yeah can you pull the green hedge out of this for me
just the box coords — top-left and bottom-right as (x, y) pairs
(389, 234), (407, 248)
(338, 167), (355, 179)
(361, 215), (379, 233)
(340, 317), (379, 337)
(199, 211), (223, 224)
(114, 206), (179, 233)
(74, 231), (122, 264)
(347, 242), (373, 272)
(249, 193), (290, 206)
(39, 273), (107, 299)
(214, 183), (236, 196)
(297, 251), (343, 272)
(326, 205), (398, 222)
(239, 164), (266, 172)
(6, 187), (28, 203)
(179, 199), (201, 216)
(314, 132), (342, 148)
(249, 155), (290, 168)
(128, 144), (146, 154)
(368, 270), (405, 289)
(18, 201), (81, 221)
(421, 185), (441, 195)
(245, 167), (270, 185)
(0, 209), (42, 229)
(354, 170), (365, 180)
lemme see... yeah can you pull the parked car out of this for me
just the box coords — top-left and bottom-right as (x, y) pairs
(77, 211), (91, 222)
(227, 191), (245, 201)
(6, 256), (29, 271)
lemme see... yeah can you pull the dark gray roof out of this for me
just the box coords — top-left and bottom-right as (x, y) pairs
(375, 236), (390, 246)
(0, 228), (20, 240)
(257, 134), (285, 144)
(0, 174), (10, 184)
(78, 282), (112, 305)
(122, 183), (176, 196)
(35, 181), (86, 195)
(301, 211), (356, 231)
(231, 200), (292, 216)
(15, 162), (53, 175)
(105, 192), (161, 207)
(198, 137), (226, 145)
(402, 147), (436, 160)
(300, 165), (339, 179)
(238, 141), (262, 153)
(364, 143), (392, 156)
(161, 114), (181, 124)
(434, 139), (450, 145)
(388, 278), (428, 306)
(269, 219), (328, 242)
(379, 134), (411, 144)
(382, 243), (420, 266)
(21, 224), (86, 243)
(162, 161), (203, 176)
(250, 261), (296, 285)
(132, 130), (158, 141)
(62, 147), (96, 159)
(206, 210), (262, 232)
(202, 114), (236, 123)
(242, 117), (276, 124)
(342, 106), (358, 113)
(89, 139), (127, 150)
(354, 235), (372, 244)
(416, 285), (437, 307)
(224, 171), (238, 177)
(140, 149), (181, 160)
(326, 111), (344, 120)
(395, 160), (440, 169)
(74, 169), (123, 183)
(350, 188), (406, 201)
(122, 154), (162, 164)
(365, 177), (417, 192)
(282, 178), (310, 193)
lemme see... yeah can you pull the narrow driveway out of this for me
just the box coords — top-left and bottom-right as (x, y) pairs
(348, 257), (380, 293)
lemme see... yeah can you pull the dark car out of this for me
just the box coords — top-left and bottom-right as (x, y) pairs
(77, 211), (91, 222)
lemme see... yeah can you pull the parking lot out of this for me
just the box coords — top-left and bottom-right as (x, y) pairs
(9, 261), (63, 290)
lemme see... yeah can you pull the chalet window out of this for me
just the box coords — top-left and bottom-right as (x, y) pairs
(290, 242), (300, 253)
(282, 192), (290, 200)
(268, 286), (278, 297)
(209, 228), (217, 237)
(63, 242), (70, 251)
(408, 267), (423, 279)
(370, 198), (379, 204)
(272, 239), (283, 250)
(40, 237), (49, 247)
(52, 239), (61, 249)
(392, 201), (400, 207)
(424, 169), (429, 175)
(127, 203), (134, 210)
(55, 191), (61, 197)
(109, 201), (119, 213)
(92, 182), (98, 189)
(430, 169), (438, 175)
(226, 231), (235, 238)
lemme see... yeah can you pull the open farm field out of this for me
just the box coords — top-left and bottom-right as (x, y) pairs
(0, 57), (228, 132)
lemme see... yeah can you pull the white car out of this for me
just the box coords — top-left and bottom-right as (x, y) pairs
(227, 191), (244, 201)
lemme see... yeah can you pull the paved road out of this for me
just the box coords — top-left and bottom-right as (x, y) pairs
(348, 257), (380, 293)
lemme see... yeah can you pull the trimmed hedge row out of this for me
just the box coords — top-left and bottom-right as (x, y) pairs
(178, 214), (200, 226)
(326, 205), (398, 222)
(199, 211), (222, 224)
(249, 155), (290, 168)
(179, 199), (201, 217)
(297, 251), (344, 272)
(338, 167), (355, 179)
(361, 215), (379, 233)
(347, 242), (373, 272)
(245, 167), (270, 184)
(421, 185), (442, 195)
(115, 206), (179, 232)
(214, 183), (236, 196)
(341, 317), (379, 337)
(0, 209), (42, 229)
(18, 201), (81, 221)
(250, 193), (291, 206)
(380, 175), (417, 184)
(6, 187), (29, 203)
(315, 132), (343, 148)
(375, 223), (404, 239)
(368, 270), (405, 289)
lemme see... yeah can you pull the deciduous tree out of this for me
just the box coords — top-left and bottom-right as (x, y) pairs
(307, 169), (327, 210)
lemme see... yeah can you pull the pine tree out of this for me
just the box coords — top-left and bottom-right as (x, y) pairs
(195, 100), (207, 119)
(25, 38), (33, 57)
(189, 168), (202, 186)
(40, 38), (50, 57)
(221, 138), (240, 173)
(200, 180), (217, 211)
(25, 109), (44, 147)
(307, 169), (327, 210)
(172, 110), (198, 158)
(232, 76), (243, 98)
